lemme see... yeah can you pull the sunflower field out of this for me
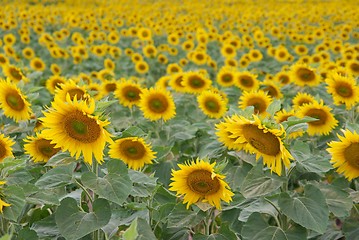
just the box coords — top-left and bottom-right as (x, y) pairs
(0, 0), (359, 239)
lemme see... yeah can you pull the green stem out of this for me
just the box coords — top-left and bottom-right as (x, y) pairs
(91, 160), (100, 240)
(74, 179), (93, 202)
(204, 207), (215, 235)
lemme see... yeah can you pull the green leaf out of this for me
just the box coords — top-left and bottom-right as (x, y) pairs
(193, 233), (230, 240)
(284, 224), (307, 240)
(31, 215), (60, 239)
(167, 205), (206, 228)
(129, 170), (157, 197)
(315, 183), (353, 217)
(240, 164), (284, 198)
(18, 228), (38, 240)
(343, 217), (359, 240)
(81, 170), (132, 205)
(6, 169), (34, 185)
(266, 99), (282, 116)
(3, 186), (26, 222)
(282, 116), (317, 128)
(153, 145), (173, 162)
(121, 126), (146, 138)
(35, 163), (76, 189)
(123, 218), (157, 240)
(95, 99), (118, 113)
(45, 152), (76, 167)
(242, 212), (288, 240)
(278, 184), (329, 234)
(0, 235), (11, 240)
(55, 197), (111, 240)
(238, 198), (278, 222)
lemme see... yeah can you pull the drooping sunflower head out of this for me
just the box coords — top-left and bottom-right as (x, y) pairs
(3, 65), (28, 83)
(260, 80), (283, 99)
(24, 133), (61, 163)
(54, 79), (90, 103)
(109, 137), (156, 170)
(234, 71), (260, 92)
(40, 95), (113, 165)
(215, 115), (245, 150)
(169, 72), (187, 93)
(139, 87), (176, 122)
(327, 129), (359, 181)
(197, 90), (227, 119)
(290, 63), (321, 87)
(238, 90), (272, 116)
(169, 159), (234, 210)
(46, 75), (66, 94)
(216, 66), (236, 87)
(292, 92), (316, 109)
(114, 80), (143, 107)
(0, 79), (33, 122)
(182, 71), (212, 94)
(325, 73), (359, 109)
(298, 100), (338, 136)
(0, 134), (15, 162)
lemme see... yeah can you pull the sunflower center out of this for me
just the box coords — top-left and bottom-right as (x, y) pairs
(222, 74), (233, 83)
(148, 95), (168, 113)
(68, 89), (85, 100)
(0, 143), (6, 159)
(6, 92), (25, 111)
(121, 140), (146, 160)
(240, 76), (254, 87)
(205, 99), (220, 113)
(64, 111), (101, 143)
(247, 97), (267, 114)
(10, 68), (23, 81)
(350, 63), (359, 73)
(36, 139), (61, 158)
(336, 84), (353, 97)
(242, 124), (281, 156)
(187, 170), (220, 195)
(189, 77), (205, 88)
(306, 109), (327, 126)
(34, 61), (43, 69)
(344, 143), (359, 168)
(263, 86), (278, 98)
(297, 68), (315, 82)
(106, 83), (117, 92)
(279, 75), (289, 84)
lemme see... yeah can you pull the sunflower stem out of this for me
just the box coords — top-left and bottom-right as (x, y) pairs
(279, 163), (289, 230)
(75, 179), (93, 202)
(91, 160), (100, 240)
(204, 207), (215, 235)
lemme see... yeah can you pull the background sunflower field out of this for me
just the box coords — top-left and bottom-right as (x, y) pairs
(0, 0), (358, 239)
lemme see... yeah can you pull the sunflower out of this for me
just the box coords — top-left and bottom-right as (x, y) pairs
(247, 49), (263, 62)
(139, 88), (176, 121)
(274, 71), (291, 86)
(143, 44), (157, 58)
(30, 57), (46, 72)
(0, 54), (9, 67)
(234, 71), (260, 92)
(87, 83), (103, 100)
(114, 80), (143, 107)
(197, 90), (227, 119)
(238, 90), (272, 116)
(274, 109), (304, 138)
(104, 58), (115, 71)
(50, 63), (62, 75)
(3, 64), (28, 83)
(327, 129), (359, 181)
(169, 159), (234, 210)
(215, 116), (243, 150)
(292, 92), (316, 109)
(0, 79), (33, 122)
(0, 134), (14, 162)
(182, 71), (212, 94)
(226, 115), (293, 175)
(24, 133), (61, 163)
(221, 44), (236, 59)
(261, 80), (283, 99)
(346, 60), (359, 76)
(101, 80), (118, 96)
(166, 63), (182, 75)
(326, 73), (359, 109)
(169, 72), (187, 93)
(290, 63), (321, 87)
(298, 101), (338, 136)
(40, 95), (113, 165)
(55, 80), (89, 102)
(109, 137), (156, 170)
(135, 61), (149, 74)
(22, 47), (35, 59)
(191, 50), (208, 65)
(216, 66), (236, 87)
(46, 75), (66, 94)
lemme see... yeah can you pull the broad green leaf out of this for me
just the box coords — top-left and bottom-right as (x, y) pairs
(18, 228), (38, 240)
(121, 126), (146, 138)
(343, 217), (359, 240)
(193, 233), (230, 240)
(95, 99), (118, 113)
(284, 224), (307, 240)
(55, 197), (111, 240)
(240, 164), (284, 198)
(0, 235), (11, 240)
(153, 145), (173, 162)
(6, 169), (34, 185)
(282, 116), (317, 128)
(45, 152), (76, 167)
(35, 163), (76, 188)
(129, 170), (157, 197)
(31, 215), (60, 239)
(26, 189), (61, 205)
(123, 218), (157, 240)
(81, 170), (132, 205)
(278, 184), (329, 234)
(167, 205), (206, 228)
(153, 160), (178, 187)
(3, 186), (26, 222)
(238, 198), (278, 222)
(266, 99), (282, 116)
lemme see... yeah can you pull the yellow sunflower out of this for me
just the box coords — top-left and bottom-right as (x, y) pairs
(169, 159), (234, 210)
(292, 92), (316, 109)
(274, 109), (304, 138)
(0, 79), (33, 122)
(234, 71), (260, 92)
(135, 61), (149, 74)
(182, 71), (212, 94)
(298, 100), (338, 136)
(101, 80), (118, 96)
(274, 71), (291, 86)
(169, 72), (187, 93)
(326, 73), (359, 109)
(261, 80), (283, 99)
(197, 90), (227, 119)
(30, 57), (46, 72)
(55, 80), (89, 102)
(114, 80), (143, 107)
(0, 54), (10, 67)
(40, 95), (113, 165)
(327, 129), (359, 181)
(109, 137), (156, 170)
(226, 115), (293, 175)
(87, 83), (104, 100)
(0, 181), (11, 213)
(215, 115), (246, 151)
(139, 88), (176, 121)
(24, 133), (61, 163)
(216, 66), (236, 87)
(0, 134), (15, 162)
(3, 65), (28, 83)
(238, 90), (272, 116)
(290, 63), (321, 87)
(45, 75), (66, 94)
